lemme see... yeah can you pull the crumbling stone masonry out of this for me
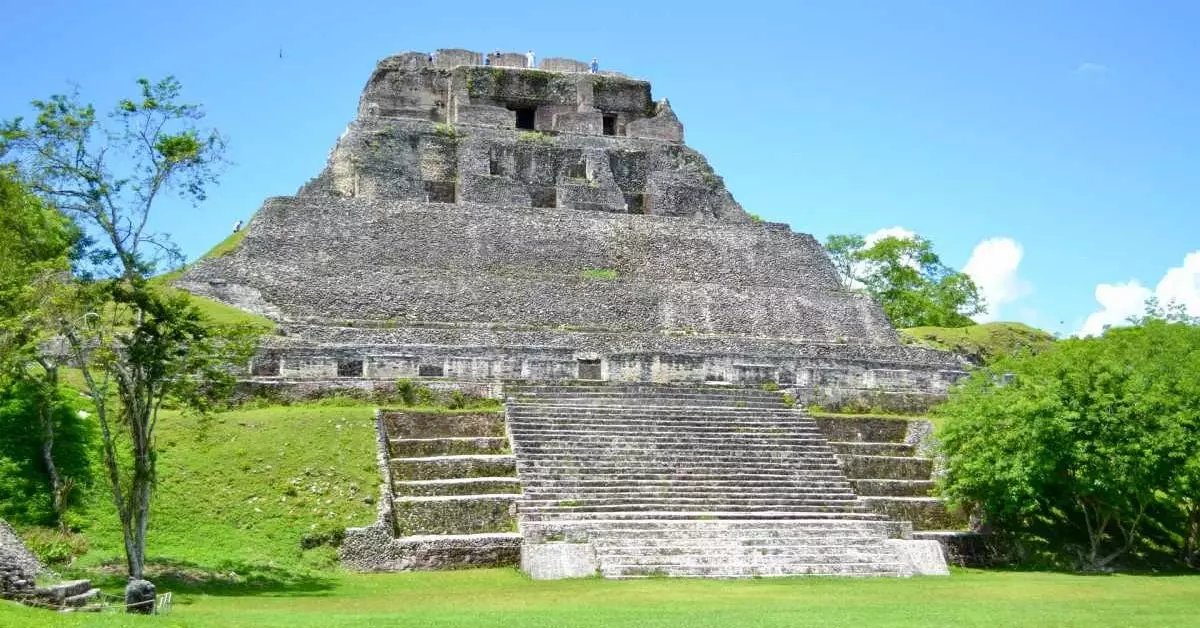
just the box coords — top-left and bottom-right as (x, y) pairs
(176, 48), (967, 410)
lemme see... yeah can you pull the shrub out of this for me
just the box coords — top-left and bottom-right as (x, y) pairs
(937, 318), (1200, 570)
(21, 526), (90, 565)
(760, 381), (780, 392)
(580, 268), (618, 280)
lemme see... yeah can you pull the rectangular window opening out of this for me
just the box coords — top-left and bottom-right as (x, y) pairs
(424, 181), (456, 203)
(510, 106), (536, 130)
(488, 157), (503, 176)
(418, 364), (445, 377)
(625, 193), (646, 214)
(567, 162), (587, 180)
(602, 115), (617, 136)
(337, 359), (364, 378)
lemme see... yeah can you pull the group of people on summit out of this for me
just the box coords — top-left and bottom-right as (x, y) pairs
(482, 49), (600, 73)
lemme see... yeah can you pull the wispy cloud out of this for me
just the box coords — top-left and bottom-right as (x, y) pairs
(1075, 62), (1108, 75)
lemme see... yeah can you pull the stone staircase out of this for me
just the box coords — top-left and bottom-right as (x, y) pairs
(814, 416), (970, 541)
(505, 384), (946, 578)
(340, 409), (522, 570)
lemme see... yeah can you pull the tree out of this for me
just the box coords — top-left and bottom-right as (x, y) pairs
(935, 317), (1200, 570)
(823, 233), (984, 328)
(2, 77), (254, 583)
(0, 166), (86, 527)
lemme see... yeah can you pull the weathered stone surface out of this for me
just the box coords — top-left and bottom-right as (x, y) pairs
(124, 579), (156, 614)
(884, 539), (949, 576)
(178, 50), (966, 405)
(522, 541), (598, 580)
(0, 520), (41, 600)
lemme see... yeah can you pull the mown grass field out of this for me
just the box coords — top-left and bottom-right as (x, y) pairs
(2, 568), (1199, 627)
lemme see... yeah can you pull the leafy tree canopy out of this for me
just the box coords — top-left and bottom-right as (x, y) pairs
(824, 233), (984, 328)
(935, 315), (1200, 570)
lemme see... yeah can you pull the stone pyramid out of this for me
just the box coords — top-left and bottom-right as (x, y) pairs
(177, 48), (963, 409)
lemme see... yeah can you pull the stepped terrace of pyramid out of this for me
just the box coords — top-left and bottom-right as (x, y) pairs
(177, 48), (967, 411)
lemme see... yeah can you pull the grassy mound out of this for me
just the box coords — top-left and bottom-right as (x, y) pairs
(64, 403), (380, 581)
(899, 322), (1056, 364)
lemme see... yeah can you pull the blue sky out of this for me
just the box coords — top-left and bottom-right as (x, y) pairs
(3, 0), (1198, 335)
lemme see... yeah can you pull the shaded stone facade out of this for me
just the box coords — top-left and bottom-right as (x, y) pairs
(177, 49), (966, 409)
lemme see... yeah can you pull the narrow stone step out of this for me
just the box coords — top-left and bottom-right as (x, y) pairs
(812, 417), (911, 443)
(390, 454), (516, 481)
(394, 494), (518, 536)
(394, 477), (522, 497)
(838, 455), (933, 481)
(64, 588), (101, 607)
(860, 496), (969, 531)
(381, 411), (506, 438)
(829, 442), (914, 457)
(391, 437), (509, 457)
(851, 479), (935, 497)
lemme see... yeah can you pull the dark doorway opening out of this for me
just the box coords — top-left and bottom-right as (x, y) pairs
(510, 106), (536, 130)
(578, 359), (602, 380)
(418, 364), (445, 377)
(424, 180), (456, 203)
(624, 193), (646, 214)
(489, 156), (503, 175)
(251, 357), (281, 377)
(337, 359), (364, 378)
(531, 187), (557, 208)
(602, 115), (617, 136)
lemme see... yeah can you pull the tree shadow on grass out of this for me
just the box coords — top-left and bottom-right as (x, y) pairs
(76, 558), (339, 598)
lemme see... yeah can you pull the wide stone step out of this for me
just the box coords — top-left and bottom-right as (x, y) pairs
(852, 479), (935, 497)
(37, 580), (93, 602)
(525, 488), (857, 500)
(381, 410), (507, 438)
(813, 417), (911, 443)
(514, 434), (833, 446)
(394, 494), (518, 536)
(837, 455), (933, 481)
(394, 477), (522, 497)
(521, 510), (886, 522)
(391, 437), (510, 457)
(523, 502), (869, 514)
(375, 532), (523, 570)
(521, 478), (855, 489)
(507, 413), (819, 425)
(860, 496), (969, 530)
(507, 406), (806, 418)
(829, 442), (914, 457)
(518, 470), (849, 482)
(507, 385), (783, 397)
(523, 496), (861, 508)
(516, 442), (838, 454)
(390, 454), (516, 481)
(602, 562), (906, 578)
(517, 459), (843, 471)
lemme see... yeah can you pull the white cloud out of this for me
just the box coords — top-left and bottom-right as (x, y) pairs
(1076, 62), (1108, 74)
(1077, 251), (1200, 336)
(963, 238), (1031, 322)
(864, 226), (917, 247)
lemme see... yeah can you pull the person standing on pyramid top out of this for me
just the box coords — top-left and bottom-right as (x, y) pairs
(526, 50), (535, 68)
(591, 57), (599, 73)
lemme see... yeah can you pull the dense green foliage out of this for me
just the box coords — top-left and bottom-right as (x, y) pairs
(900, 322), (1056, 364)
(3, 569), (1200, 627)
(936, 319), (1200, 570)
(824, 233), (984, 327)
(0, 383), (93, 526)
(2, 76), (256, 579)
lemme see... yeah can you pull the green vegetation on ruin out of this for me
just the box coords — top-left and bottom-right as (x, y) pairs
(2, 568), (1199, 627)
(517, 130), (555, 144)
(899, 321), (1056, 363)
(579, 268), (619, 280)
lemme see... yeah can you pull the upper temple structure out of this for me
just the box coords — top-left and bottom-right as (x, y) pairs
(177, 48), (966, 411)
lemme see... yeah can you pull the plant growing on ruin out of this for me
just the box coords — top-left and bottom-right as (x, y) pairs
(1, 77), (256, 583)
(433, 122), (460, 139)
(936, 315), (1200, 570)
(580, 268), (618, 280)
(823, 233), (984, 327)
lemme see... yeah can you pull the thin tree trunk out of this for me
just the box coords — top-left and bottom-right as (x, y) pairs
(34, 362), (70, 529)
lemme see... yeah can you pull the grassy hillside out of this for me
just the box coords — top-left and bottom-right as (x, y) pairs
(65, 403), (380, 581)
(899, 322), (1056, 364)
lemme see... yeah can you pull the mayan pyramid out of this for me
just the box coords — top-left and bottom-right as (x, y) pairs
(177, 48), (963, 408)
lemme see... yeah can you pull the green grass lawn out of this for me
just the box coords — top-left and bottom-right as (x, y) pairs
(66, 403), (380, 578)
(2, 568), (1198, 627)
(899, 322), (1056, 364)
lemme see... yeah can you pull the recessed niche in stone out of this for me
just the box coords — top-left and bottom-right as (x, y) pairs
(577, 359), (602, 380)
(531, 187), (557, 208)
(418, 364), (445, 377)
(337, 359), (364, 378)
(510, 106), (536, 130)
(251, 356), (281, 377)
